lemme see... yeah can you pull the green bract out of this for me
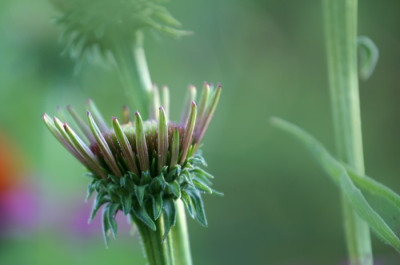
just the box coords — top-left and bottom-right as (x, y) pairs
(43, 83), (221, 245)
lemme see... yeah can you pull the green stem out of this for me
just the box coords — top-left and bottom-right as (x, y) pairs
(135, 214), (173, 265)
(171, 199), (193, 265)
(323, 0), (373, 264)
(112, 31), (152, 118)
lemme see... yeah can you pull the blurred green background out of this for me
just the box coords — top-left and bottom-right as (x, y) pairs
(1, 0), (400, 264)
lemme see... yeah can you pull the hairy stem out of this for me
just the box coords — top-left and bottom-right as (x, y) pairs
(171, 200), (193, 265)
(323, 0), (373, 264)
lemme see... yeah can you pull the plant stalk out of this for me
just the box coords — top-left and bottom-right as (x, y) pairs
(113, 31), (152, 118)
(135, 214), (173, 265)
(323, 0), (373, 264)
(171, 199), (193, 265)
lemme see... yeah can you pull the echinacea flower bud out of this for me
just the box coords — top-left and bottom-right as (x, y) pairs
(53, 0), (191, 63)
(42, 83), (221, 245)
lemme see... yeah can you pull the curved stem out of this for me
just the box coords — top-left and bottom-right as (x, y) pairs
(323, 0), (373, 264)
(171, 200), (193, 265)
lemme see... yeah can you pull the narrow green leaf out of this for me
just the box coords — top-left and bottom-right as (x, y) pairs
(357, 36), (379, 81)
(271, 117), (400, 252)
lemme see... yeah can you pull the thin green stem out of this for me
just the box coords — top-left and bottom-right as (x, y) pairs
(171, 199), (193, 265)
(112, 31), (152, 118)
(135, 214), (173, 265)
(323, 0), (373, 264)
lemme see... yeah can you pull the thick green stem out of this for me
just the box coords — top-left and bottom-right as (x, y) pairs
(323, 0), (373, 264)
(135, 215), (173, 265)
(113, 31), (152, 118)
(171, 200), (193, 265)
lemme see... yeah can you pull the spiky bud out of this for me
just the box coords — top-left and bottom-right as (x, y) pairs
(42, 83), (221, 245)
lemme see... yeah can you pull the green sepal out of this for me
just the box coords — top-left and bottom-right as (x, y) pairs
(184, 187), (208, 227)
(166, 165), (181, 182)
(86, 180), (96, 201)
(89, 191), (108, 223)
(192, 170), (213, 186)
(150, 176), (166, 194)
(132, 202), (156, 231)
(135, 185), (147, 206)
(141, 171), (152, 185)
(187, 153), (207, 167)
(162, 199), (176, 240)
(108, 203), (119, 239)
(127, 171), (140, 185)
(151, 193), (163, 220)
(193, 179), (213, 194)
(120, 192), (133, 215)
(102, 204), (111, 247)
(108, 174), (119, 184)
(181, 190), (195, 219)
(167, 181), (181, 198)
(193, 168), (214, 179)
(210, 188), (224, 197)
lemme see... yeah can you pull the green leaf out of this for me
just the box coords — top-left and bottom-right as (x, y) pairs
(162, 199), (177, 239)
(271, 117), (400, 252)
(357, 36), (379, 81)
(132, 202), (156, 231)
